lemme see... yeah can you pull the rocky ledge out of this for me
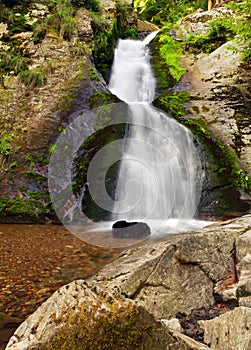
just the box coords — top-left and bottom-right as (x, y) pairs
(6, 214), (251, 349)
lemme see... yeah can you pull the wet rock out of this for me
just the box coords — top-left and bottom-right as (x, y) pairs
(199, 306), (251, 350)
(112, 220), (151, 238)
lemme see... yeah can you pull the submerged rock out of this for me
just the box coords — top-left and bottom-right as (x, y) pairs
(112, 220), (151, 238)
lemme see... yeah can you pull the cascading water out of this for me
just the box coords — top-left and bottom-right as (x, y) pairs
(109, 33), (205, 233)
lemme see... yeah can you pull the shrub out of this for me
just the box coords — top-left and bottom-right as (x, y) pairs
(19, 67), (47, 88)
(0, 52), (29, 75)
(0, 133), (12, 156)
(72, 0), (100, 12)
(59, 16), (77, 40)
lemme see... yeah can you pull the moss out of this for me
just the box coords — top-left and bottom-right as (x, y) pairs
(40, 302), (157, 350)
(150, 34), (177, 94)
(73, 122), (126, 221)
(181, 118), (251, 190)
(88, 92), (120, 109)
(0, 197), (48, 218)
(89, 67), (99, 81)
(153, 91), (190, 117)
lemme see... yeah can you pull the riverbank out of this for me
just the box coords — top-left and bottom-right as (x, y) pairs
(0, 224), (120, 349)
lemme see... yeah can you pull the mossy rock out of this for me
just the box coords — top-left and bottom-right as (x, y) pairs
(37, 283), (196, 350)
(88, 92), (120, 109)
(0, 196), (53, 223)
(73, 123), (126, 222)
(150, 34), (177, 94)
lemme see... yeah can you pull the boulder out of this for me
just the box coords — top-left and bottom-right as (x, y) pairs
(93, 216), (251, 320)
(177, 7), (237, 36)
(6, 281), (210, 350)
(112, 220), (151, 238)
(199, 306), (251, 350)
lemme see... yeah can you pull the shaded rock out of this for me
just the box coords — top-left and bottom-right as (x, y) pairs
(0, 313), (22, 350)
(199, 306), (251, 350)
(168, 330), (211, 350)
(112, 220), (151, 238)
(235, 228), (251, 305)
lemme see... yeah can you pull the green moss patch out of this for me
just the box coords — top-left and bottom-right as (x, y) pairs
(88, 92), (120, 109)
(153, 91), (190, 117)
(41, 302), (159, 350)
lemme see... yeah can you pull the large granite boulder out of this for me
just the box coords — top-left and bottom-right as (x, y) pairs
(6, 215), (251, 349)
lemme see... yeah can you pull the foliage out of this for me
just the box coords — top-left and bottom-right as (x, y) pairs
(33, 27), (47, 44)
(0, 8), (33, 35)
(92, 1), (138, 79)
(19, 67), (47, 88)
(157, 24), (186, 81)
(59, 16), (77, 41)
(0, 51), (29, 75)
(153, 92), (190, 117)
(224, 0), (251, 58)
(72, 0), (100, 12)
(0, 133), (12, 156)
(184, 18), (237, 53)
(2, 0), (32, 7)
(135, 0), (207, 25)
(45, 0), (75, 39)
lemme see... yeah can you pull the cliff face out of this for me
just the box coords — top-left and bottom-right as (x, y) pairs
(0, 0), (136, 222)
(152, 7), (251, 218)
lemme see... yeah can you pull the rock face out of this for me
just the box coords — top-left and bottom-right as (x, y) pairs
(176, 8), (251, 179)
(0, 0), (135, 223)
(6, 214), (251, 349)
(112, 220), (151, 238)
(178, 41), (251, 178)
(152, 7), (251, 218)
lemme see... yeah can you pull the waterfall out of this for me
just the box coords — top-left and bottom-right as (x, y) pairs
(109, 33), (204, 233)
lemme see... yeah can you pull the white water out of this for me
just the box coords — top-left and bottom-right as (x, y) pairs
(109, 33), (207, 235)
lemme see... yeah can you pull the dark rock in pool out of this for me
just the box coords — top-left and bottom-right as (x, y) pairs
(112, 220), (151, 239)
